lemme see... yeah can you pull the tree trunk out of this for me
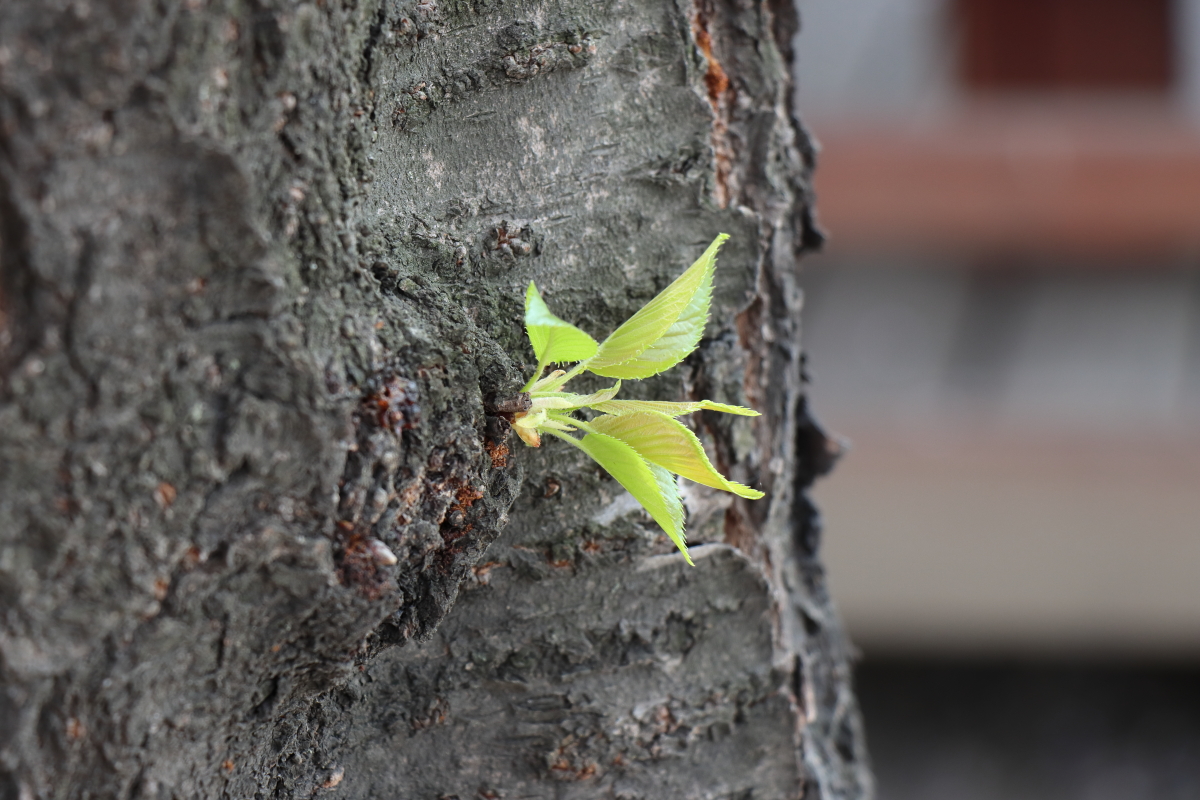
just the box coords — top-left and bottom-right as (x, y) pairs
(0, 1), (870, 798)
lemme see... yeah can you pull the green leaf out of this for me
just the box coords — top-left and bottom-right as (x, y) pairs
(587, 411), (764, 499)
(648, 463), (688, 558)
(591, 398), (758, 417)
(525, 282), (599, 364)
(588, 234), (729, 378)
(571, 431), (691, 564)
(530, 381), (622, 410)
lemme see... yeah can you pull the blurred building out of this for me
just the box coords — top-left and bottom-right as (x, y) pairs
(796, 0), (1200, 658)
(793, 2), (1200, 797)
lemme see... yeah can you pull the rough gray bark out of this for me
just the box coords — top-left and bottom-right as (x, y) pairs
(0, 1), (870, 798)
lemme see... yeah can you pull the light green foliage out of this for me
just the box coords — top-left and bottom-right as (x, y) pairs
(514, 234), (761, 565)
(587, 412), (764, 500)
(591, 398), (758, 417)
(524, 282), (600, 366)
(587, 234), (726, 378)
(551, 430), (688, 558)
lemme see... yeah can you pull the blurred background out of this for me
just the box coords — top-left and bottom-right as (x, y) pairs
(791, 1), (1200, 797)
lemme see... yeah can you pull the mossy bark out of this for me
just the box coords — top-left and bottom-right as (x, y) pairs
(0, 1), (870, 797)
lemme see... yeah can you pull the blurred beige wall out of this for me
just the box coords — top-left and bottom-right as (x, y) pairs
(814, 426), (1200, 657)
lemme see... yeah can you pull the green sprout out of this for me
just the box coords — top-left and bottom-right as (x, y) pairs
(513, 233), (763, 565)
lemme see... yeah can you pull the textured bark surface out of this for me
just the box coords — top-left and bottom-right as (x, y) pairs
(0, 1), (870, 798)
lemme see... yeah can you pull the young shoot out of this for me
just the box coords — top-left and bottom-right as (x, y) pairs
(514, 233), (763, 565)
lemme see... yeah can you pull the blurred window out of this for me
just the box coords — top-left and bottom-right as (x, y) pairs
(959, 0), (1174, 91)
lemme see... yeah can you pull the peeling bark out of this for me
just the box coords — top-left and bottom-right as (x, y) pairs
(0, 1), (870, 798)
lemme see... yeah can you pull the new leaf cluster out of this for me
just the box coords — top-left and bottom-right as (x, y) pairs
(513, 234), (763, 565)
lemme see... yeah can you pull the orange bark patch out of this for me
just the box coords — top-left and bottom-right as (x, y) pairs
(691, 11), (734, 207)
(153, 481), (177, 509)
(454, 485), (484, 509)
(66, 718), (86, 741)
(335, 531), (391, 600)
(485, 438), (509, 467)
(694, 26), (730, 100)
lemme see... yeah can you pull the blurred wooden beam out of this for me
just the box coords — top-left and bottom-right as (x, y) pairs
(812, 101), (1200, 260)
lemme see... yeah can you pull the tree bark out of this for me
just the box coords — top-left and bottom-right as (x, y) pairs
(0, 1), (870, 798)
